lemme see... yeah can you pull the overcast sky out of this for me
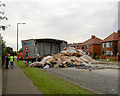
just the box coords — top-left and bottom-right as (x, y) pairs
(1, 0), (118, 51)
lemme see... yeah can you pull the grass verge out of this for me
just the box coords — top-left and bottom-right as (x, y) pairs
(15, 61), (95, 95)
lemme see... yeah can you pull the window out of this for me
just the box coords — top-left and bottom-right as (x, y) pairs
(102, 51), (104, 55)
(86, 45), (88, 50)
(102, 43), (105, 48)
(82, 46), (84, 49)
(106, 42), (112, 48)
(90, 45), (92, 49)
(119, 40), (120, 46)
(106, 51), (112, 56)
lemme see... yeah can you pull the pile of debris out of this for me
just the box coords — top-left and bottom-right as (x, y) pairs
(29, 47), (96, 69)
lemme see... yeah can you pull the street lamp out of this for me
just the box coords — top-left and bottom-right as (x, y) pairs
(17, 23), (26, 62)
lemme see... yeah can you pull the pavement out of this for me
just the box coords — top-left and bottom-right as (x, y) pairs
(2, 62), (42, 95)
(45, 68), (119, 94)
(0, 69), (2, 96)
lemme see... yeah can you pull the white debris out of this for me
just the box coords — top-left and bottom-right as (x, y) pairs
(44, 65), (49, 69)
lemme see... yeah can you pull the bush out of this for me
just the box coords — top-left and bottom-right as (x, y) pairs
(95, 55), (98, 59)
(93, 51), (97, 59)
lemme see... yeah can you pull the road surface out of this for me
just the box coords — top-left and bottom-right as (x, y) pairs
(45, 68), (119, 94)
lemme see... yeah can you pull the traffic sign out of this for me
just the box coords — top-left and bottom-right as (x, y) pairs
(23, 46), (30, 52)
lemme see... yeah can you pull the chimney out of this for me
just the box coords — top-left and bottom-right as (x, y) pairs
(91, 35), (95, 39)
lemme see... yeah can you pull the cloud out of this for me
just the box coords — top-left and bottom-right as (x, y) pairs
(1, 0), (118, 51)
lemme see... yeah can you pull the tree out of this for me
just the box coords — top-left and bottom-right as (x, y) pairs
(6, 46), (14, 55)
(0, 34), (6, 65)
(19, 48), (23, 53)
(0, 1), (10, 31)
(13, 51), (17, 56)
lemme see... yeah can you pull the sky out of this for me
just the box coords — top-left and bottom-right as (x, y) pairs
(1, 0), (119, 51)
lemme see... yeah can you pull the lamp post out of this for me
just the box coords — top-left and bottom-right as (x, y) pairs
(17, 23), (26, 62)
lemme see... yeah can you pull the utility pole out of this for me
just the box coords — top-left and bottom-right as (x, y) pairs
(17, 23), (26, 62)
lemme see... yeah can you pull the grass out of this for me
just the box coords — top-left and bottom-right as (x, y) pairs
(15, 61), (95, 95)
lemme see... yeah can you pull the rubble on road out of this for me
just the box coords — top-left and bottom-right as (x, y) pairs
(29, 47), (95, 68)
(29, 47), (118, 70)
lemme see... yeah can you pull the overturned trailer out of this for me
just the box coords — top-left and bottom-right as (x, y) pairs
(22, 38), (67, 60)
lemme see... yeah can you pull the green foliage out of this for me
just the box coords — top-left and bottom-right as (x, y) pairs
(0, 35), (6, 57)
(0, 34), (14, 57)
(16, 61), (94, 94)
(0, 1), (10, 31)
(93, 51), (97, 59)
(19, 48), (23, 53)
(95, 56), (98, 59)
(13, 51), (17, 56)
(6, 46), (14, 55)
(108, 58), (117, 61)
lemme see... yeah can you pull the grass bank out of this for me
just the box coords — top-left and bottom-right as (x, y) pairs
(15, 61), (95, 95)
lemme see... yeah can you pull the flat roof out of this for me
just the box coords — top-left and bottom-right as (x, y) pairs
(22, 38), (67, 43)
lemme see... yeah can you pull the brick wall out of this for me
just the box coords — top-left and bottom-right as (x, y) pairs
(118, 30), (120, 39)
(92, 44), (101, 57)
(112, 41), (118, 56)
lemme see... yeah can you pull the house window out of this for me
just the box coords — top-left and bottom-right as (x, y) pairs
(102, 51), (105, 55)
(86, 45), (88, 50)
(90, 45), (92, 49)
(82, 46), (84, 49)
(102, 43), (105, 48)
(106, 51), (112, 56)
(106, 42), (112, 48)
(119, 40), (120, 47)
(88, 52), (90, 55)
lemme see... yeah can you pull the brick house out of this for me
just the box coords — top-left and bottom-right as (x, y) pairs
(80, 35), (102, 58)
(118, 30), (120, 61)
(101, 32), (118, 59)
(68, 43), (82, 49)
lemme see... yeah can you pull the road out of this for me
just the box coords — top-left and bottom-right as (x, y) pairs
(45, 68), (119, 94)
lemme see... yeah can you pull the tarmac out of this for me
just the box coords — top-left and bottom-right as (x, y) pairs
(45, 67), (119, 94)
(2, 62), (42, 95)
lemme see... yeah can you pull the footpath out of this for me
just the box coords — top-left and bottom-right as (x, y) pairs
(2, 62), (42, 95)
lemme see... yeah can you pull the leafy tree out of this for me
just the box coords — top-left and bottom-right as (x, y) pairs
(0, 35), (6, 57)
(13, 51), (17, 56)
(19, 48), (23, 53)
(0, 1), (10, 31)
(6, 46), (14, 55)
(0, 34), (6, 65)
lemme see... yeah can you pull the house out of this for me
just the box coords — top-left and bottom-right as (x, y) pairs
(118, 30), (120, 61)
(80, 35), (102, 58)
(68, 43), (82, 49)
(101, 32), (118, 60)
(22, 38), (67, 59)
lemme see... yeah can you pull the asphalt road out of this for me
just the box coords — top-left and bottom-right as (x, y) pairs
(45, 68), (119, 94)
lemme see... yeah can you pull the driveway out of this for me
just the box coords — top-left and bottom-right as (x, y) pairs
(45, 68), (119, 94)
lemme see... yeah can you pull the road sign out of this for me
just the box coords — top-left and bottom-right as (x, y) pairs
(24, 46), (30, 52)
